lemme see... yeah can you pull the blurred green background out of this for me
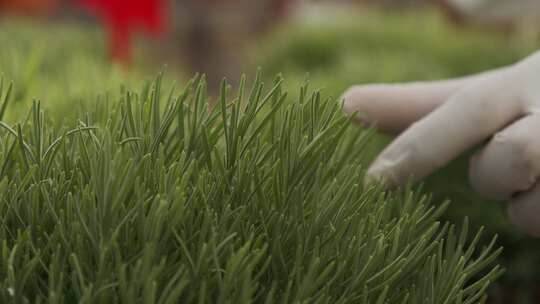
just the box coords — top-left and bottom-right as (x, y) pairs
(2, 1), (540, 303)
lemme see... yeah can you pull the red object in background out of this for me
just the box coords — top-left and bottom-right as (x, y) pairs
(80, 0), (166, 64)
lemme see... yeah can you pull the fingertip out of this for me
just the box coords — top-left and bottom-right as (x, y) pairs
(364, 160), (399, 189)
(363, 166), (385, 188)
(341, 84), (407, 132)
(341, 85), (372, 126)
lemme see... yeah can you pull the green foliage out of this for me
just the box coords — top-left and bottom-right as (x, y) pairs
(255, 8), (540, 297)
(0, 73), (502, 303)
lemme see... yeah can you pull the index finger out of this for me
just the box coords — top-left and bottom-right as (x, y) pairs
(341, 68), (508, 134)
(365, 68), (526, 187)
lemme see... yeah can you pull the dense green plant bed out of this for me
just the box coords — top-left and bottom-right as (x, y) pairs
(255, 9), (540, 300)
(0, 74), (502, 303)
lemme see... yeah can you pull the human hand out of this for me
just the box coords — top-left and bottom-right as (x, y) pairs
(342, 51), (540, 236)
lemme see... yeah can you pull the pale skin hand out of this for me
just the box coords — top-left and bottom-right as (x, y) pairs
(341, 51), (540, 237)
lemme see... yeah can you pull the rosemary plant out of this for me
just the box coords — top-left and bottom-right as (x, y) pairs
(0, 74), (502, 303)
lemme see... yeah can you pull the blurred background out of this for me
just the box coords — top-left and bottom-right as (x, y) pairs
(1, 0), (540, 303)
